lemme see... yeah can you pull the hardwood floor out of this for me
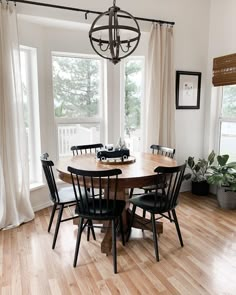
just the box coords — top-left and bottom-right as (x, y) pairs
(0, 192), (236, 294)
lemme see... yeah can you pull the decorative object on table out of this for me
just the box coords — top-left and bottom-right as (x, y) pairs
(105, 144), (114, 151)
(207, 154), (236, 209)
(176, 71), (201, 109)
(89, 0), (141, 64)
(97, 138), (131, 163)
(97, 149), (130, 161)
(184, 150), (215, 196)
(115, 137), (127, 150)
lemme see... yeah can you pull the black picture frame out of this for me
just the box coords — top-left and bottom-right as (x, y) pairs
(176, 71), (201, 109)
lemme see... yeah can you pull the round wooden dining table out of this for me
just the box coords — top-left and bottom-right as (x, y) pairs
(56, 152), (177, 254)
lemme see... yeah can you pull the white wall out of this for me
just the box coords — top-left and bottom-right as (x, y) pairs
(17, 0), (211, 208)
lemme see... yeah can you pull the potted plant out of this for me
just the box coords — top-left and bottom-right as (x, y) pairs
(184, 150), (215, 196)
(207, 154), (236, 209)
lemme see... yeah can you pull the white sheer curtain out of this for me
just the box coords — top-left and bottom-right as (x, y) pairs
(145, 23), (175, 150)
(0, 2), (34, 229)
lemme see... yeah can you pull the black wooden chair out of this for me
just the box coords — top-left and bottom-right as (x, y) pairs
(129, 145), (175, 220)
(68, 166), (126, 274)
(126, 164), (186, 261)
(71, 143), (104, 198)
(40, 153), (95, 249)
(129, 144), (175, 198)
(71, 143), (103, 155)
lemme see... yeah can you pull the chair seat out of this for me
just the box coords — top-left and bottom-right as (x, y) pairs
(141, 183), (167, 191)
(78, 199), (126, 219)
(129, 193), (168, 213)
(58, 186), (77, 204)
(59, 186), (92, 204)
(141, 174), (169, 191)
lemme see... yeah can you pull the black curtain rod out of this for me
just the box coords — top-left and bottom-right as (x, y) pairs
(9, 0), (175, 26)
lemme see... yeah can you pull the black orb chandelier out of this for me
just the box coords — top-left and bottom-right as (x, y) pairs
(89, 0), (141, 64)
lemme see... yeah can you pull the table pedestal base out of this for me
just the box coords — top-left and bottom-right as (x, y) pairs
(73, 212), (163, 255)
(72, 188), (163, 255)
(100, 209), (163, 254)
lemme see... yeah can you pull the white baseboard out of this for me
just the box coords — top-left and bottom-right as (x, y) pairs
(33, 200), (52, 212)
(180, 181), (191, 192)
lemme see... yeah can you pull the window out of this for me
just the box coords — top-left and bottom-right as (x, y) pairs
(52, 53), (104, 156)
(121, 57), (144, 152)
(219, 85), (236, 161)
(20, 46), (41, 185)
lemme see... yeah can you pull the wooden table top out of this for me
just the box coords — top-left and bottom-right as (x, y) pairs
(56, 152), (177, 189)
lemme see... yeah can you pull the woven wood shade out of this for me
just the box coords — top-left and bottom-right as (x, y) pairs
(212, 53), (236, 86)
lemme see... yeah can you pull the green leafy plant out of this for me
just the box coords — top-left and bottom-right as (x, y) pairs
(184, 150), (215, 182)
(207, 154), (236, 191)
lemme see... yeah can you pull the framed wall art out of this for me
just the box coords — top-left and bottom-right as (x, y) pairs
(176, 71), (201, 109)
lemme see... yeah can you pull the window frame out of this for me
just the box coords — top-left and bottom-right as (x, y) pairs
(218, 85), (236, 159)
(51, 52), (106, 156)
(20, 45), (42, 185)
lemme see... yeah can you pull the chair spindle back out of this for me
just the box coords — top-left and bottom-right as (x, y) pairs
(68, 167), (122, 218)
(40, 154), (60, 203)
(71, 143), (103, 156)
(150, 144), (175, 158)
(153, 164), (186, 212)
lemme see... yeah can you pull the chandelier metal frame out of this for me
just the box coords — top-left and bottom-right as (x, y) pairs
(89, 0), (141, 64)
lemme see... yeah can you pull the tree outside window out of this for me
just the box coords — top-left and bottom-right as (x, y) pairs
(52, 56), (101, 118)
(123, 58), (144, 151)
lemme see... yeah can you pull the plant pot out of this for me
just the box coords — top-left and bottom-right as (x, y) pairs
(192, 180), (209, 196)
(217, 187), (236, 209)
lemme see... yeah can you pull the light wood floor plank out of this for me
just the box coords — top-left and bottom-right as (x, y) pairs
(0, 192), (236, 294)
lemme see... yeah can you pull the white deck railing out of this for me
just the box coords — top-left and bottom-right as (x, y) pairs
(58, 124), (99, 156)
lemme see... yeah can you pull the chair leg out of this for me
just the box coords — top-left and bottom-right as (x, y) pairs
(112, 219), (117, 274)
(142, 210), (146, 218)
(168, 211), (172, 222)
(119, 215), (125, 246)
(141, 209), (146, 232)
(90, 220), (96, 241)
(172, 209), (184, 247)
(48, 203), (57, 232)
(87, 219), (96, 241)
(87, 223), (91, 241)
(126, 204), (136, 242)
(129, 188), (134, 198)
(52, 204), (64, 249)
(151, 213), (159, 261)
(73, 217), (84, 267)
